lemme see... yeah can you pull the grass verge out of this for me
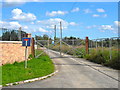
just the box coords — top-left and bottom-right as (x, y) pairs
(2, 50), (54, 86)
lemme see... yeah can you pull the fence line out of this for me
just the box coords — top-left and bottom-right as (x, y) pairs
(89, 37), (120, 60)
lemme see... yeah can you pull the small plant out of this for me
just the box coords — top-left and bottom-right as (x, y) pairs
(28, 54), (34, 59)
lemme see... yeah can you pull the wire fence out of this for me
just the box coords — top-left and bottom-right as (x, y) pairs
(89, 37), (120, 60)
(0, 28), (27, 41)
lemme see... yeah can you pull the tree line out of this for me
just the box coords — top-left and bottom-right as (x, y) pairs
(0, 29), (27, 41)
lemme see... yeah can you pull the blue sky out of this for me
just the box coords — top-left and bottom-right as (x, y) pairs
(1, 1), (119, 39)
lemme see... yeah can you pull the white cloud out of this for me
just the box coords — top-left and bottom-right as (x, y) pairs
(37, 18), (69, 29)
(0, 20), (30, 32)
(100, 24), (118, 33)
(92, 14), (100, 17)
(11, 8), (36, 21)
(31, 22), (34, 24)
(83, 9), (92, 13)
(37, 18), (78, 30)
(46, 11), (68, 17)
(86, 21), (118, 33)
(114, 21), (120, 27)
(0, 21), (21, 29)
(23, 26), (28, 30)
(12, 8), (22, 15)
(86, 25), (97, 29)
(100, 25), (114, 30)
(69, 22), (77, 26)
(96, 8), (105, 13)
(9, 22), (21, 28)
(39, 27), (48, 33)
(102, 14), (107, 18)
(86, 26), (92, 29)
(3, 0), (42, 7)
(71, 7), (80, 12)
(92, 14), (107, 18)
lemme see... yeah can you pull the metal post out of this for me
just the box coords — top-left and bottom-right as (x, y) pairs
(102, 39), (103, 53)
(109, 38), (112, 60)
(72, 39), (74, 46)
(35, 40), (37, 57)
(96, 40), (97, 52)
(60, 21), (62, 57)
(10, 29), (11, 41)
(48, 36), (50, 56)
(31, 38), (35, 57)
(25, 46), (27, 68)
(54, 25), (56, 42)
(35, 35), (37, 57)
(86, 37), (89, 54)
(18, 27), (22, 41)
(91, 40), (92, 48)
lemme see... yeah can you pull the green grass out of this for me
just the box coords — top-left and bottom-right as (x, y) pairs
(35, 49), (44, 56)
(0, 66), (2, 85)
(50, 44), (119, 70)
(84, 48), (120, 70)
(2, 50), (54, 86)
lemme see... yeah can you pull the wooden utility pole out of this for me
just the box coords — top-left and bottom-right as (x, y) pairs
(86, 37), (89, 54)
(31, 38), (35, 57)
(60, 21), (62, 56)
(54, 25), (56, 41)
(18, 27), (22, 40)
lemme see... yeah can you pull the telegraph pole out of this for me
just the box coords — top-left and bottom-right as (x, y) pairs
(60, 21), (62, 57)
(54, 25), (56, 43)
(18, 27), (22, 40)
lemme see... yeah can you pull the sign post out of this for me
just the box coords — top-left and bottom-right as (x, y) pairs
(22, 38), (31, 68)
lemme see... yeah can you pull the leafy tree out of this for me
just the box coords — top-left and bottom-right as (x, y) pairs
(2, 29), (26, 41)
(2, 31), (11, 41)
(43, 34), (49, 40)
(62, 36), (85, 46)
(10, 30), (19, 41)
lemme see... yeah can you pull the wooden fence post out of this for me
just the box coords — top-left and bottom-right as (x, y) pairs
(31, 38), (35, 57)
(86, 37), (89, 54)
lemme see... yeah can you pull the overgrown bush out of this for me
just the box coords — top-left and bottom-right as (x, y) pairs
(104, 51), (120, 69)
(84, 49), (120, 70)
(50, 44), (119, 70)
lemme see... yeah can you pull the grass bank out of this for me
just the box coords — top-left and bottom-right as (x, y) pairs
(2, 50), (54, 86)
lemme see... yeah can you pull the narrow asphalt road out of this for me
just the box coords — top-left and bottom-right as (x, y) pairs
(4, 49), (119, 88)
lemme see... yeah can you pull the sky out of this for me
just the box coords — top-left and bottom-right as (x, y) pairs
(0, 1), (119, 39)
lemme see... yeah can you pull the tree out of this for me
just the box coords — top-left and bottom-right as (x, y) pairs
(2, 31), (11, 41)
(43, 34), (49, 40)
(35, 35), (43, 40)
(10, 30), (19, 41)
(2, 29), (26, 41)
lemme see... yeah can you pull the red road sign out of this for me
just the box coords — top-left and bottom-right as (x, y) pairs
(24, 39), (29, 41)
(22, 38), (31, 46)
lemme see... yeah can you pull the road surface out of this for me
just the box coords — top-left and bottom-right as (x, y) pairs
(4, 49), (119, 88)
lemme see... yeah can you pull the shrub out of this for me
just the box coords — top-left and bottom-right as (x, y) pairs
(28, 54), (34, 59)
(104, 51), (120, 70)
